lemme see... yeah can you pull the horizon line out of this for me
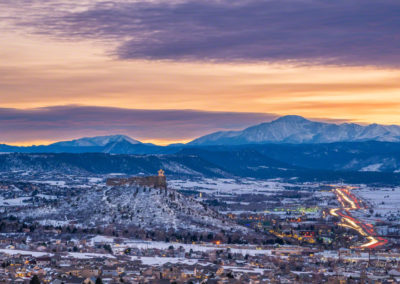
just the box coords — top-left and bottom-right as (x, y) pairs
(1, 114), (396, 147)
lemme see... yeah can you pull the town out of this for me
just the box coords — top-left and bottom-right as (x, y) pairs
(0, 170), (399, 283)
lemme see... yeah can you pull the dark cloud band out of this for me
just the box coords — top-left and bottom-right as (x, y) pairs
(0, 106), (277, 144)
(18, 0), (400, 66)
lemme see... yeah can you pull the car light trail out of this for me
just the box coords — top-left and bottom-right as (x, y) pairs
(330, 208), (339, 217)
(359, 236), (379, 248)
(329, 186), (387, 249)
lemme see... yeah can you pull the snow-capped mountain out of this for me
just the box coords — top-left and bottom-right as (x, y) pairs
(52, 134), (141, 147)
(0, 134), (158, 154)
(2, 116), (400, 155)
(190, 115), (400, 145)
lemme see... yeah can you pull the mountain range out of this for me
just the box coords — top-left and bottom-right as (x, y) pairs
(0, 134), (163, 154)
(189, 115), (400, 145)
(1, 115), (400, 181)
(52, 134), (141, 147)
(2, 115), (400, 154)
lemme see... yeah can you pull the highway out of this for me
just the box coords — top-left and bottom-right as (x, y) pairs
(329, 186), (388, 249)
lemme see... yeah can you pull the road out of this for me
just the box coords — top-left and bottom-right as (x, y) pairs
(329, 186), (387, 249)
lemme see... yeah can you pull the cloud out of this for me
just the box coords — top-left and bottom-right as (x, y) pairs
(9, 0), (400, 66)
(0, 105), (278, 144)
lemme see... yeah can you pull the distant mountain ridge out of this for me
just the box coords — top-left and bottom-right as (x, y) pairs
(52, 134), (141, 147)
(2, 118), (400, 183)
(0, 135), (165, 154)
(190, 115), (400, 145)
(2, 116), (400, 154)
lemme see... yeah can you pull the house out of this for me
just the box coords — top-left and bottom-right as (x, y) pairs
(63, 276), (86, 284)
(36, 256), (51, 266)
(81, 267), (100, 278)
(102, 266), (118, 277)
(83, 276), (97, 284)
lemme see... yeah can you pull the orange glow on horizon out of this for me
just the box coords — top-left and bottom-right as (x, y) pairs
(4, 138), (193, 147)
(4, 140), (56, 147)
(2, 30), (400, 145)
(141, 138), (193, 146)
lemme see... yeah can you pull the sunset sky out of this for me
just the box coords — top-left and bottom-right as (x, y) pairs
(1, 0), (400, 145)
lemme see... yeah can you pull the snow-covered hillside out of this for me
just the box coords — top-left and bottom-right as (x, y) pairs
(13, 184), (246, 233)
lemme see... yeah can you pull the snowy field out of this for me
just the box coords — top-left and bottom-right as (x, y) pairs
(0, 248), (115, 259)
(31, 180), (66, 187)
(0, 196), (31, 206)
(89, 236), (274, 256)
(130, 256), (212, 266)
(169, 178), (328, 217)
(0, 249), (51, 257)
(355, 185), (400, 222)
(169, 178), (317, 195)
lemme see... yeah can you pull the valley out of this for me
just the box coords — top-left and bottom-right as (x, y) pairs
(1, 117), (400, 282)
(0, 168), (399, 282)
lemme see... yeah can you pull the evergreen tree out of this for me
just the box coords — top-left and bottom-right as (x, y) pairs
(30, 275), (40, 284)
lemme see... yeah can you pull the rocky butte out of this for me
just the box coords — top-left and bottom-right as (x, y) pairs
(106, 169), (167, 189)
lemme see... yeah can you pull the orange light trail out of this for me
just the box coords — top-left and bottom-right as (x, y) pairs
(329, 186), (387, 249)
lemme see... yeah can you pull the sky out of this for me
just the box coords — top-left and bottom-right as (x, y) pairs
(1, 0), (400, 145)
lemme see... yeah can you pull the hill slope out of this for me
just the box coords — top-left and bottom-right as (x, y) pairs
(14, 184), (247, 234)
(2, 149), (400, 184)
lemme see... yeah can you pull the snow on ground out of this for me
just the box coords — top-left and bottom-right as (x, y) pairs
(110, 239), (273, 256)
(36, 194), (57, 200)
(0, 249), (52, 257)
(88, 177), (103, 183)
(131, 256), (212, 266)
(0, 196), (31, 206)
(0, 248), (116, 259)
(32, 180), (66, 187)
(359, 164), (383, 172)
(37, 220), (70, 227)
(90, 235), (115, 245)
(130, 256), (270, 270)
(355, 185), (400, 222)
(66, 252), (116, 259)
(168, 178), (294, 195)
(222, 265), (269, 274)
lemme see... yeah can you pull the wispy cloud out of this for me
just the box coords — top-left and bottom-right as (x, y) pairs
(5, 0), (400, 66)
